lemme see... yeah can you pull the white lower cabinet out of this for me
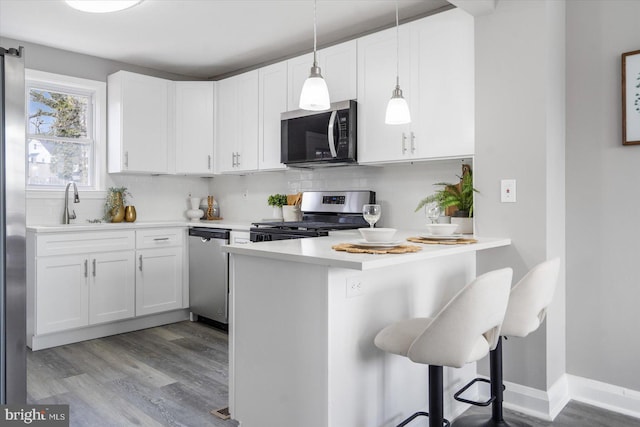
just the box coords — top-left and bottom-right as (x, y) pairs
(89, 251), (136, 325)
(28, 227), (186, 350)
(36, 254), (90, 334)
(136, 246), (183, 316)
(35, 251), (135, 334)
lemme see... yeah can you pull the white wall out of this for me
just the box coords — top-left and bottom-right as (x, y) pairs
(209, 160), (470, 229)
(566, 0), (640, 391)
(474, 0), (566, 392)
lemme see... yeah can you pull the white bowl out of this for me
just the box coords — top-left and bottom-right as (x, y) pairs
(358, 228), (397, 243)
(425, 223), (459, 236)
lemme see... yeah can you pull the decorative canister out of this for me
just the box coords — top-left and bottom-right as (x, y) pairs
(124, 205), (137, 222)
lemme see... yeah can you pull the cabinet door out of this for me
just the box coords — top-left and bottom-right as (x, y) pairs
(215, 77), (237, 173)
(236, 70), (259, 172)
(318, 40), (357, 103)
(36, 255), (88, 334)
(215, 71), (259, 173)
(287, 53), (313, 111)
(357, 26), (412, 164)
(111, 71), (169, 173)
(175, 81), (215, 174)
(410, 9), (474, 159)
(136, 247), (183, 316)
(259, 62), (287, 171)
(89, 251), (135, 325)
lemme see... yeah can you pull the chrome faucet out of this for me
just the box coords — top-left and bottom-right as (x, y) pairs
(63, 182), (80, 224)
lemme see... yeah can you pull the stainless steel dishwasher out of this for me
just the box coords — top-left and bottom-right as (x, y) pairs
(188, 227), (230, 326)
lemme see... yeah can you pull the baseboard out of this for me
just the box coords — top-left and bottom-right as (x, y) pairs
(476, 373), (640, 422)
(567, 374), (640, 420)
(501, 374), (569, 421)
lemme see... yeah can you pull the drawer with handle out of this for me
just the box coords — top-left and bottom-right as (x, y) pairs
(135, 228), (184, 249)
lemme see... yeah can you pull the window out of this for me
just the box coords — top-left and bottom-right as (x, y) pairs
(26, 70), (105, 190)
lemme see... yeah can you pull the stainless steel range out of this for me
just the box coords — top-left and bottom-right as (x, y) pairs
(250, 190), (375, 242)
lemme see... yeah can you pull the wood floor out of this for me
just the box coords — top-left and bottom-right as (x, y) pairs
(27, 321), (238, 427)
(27, 321), (640, 427)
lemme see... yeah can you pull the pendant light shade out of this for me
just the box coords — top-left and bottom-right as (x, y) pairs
(385, 1), (411, 125)
(65, 0), (143, 13)
(299, 0), (330, 111)
(385, 82), (411, 124)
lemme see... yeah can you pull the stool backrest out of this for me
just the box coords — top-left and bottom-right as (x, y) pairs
(407, 268), (513, 368)
(501, 258), (561, 337)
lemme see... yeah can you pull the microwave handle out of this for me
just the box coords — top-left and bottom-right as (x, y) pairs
(327, 110), (338, 158)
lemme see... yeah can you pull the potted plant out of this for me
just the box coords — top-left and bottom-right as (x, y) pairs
(267, 194), (287, 219)
(104, 187), (131, 223)
(415, 170), (478, 233)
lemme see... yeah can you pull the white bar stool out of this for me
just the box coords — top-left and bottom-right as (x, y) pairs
(452, 258), (561, 427)
(374, 268), (514, 427)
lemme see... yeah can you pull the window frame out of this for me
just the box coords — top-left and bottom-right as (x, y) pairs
(25, 69), (106, 193)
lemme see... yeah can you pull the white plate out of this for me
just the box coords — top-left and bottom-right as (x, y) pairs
(419, 233), (463, 240)
(352, 240), (404, 248)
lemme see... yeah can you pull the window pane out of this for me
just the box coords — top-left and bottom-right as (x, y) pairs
(27, 139), (92, 187)
(28, 88), (89, 138)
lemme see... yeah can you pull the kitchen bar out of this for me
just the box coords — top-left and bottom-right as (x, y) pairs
(224, 231), (510, 427)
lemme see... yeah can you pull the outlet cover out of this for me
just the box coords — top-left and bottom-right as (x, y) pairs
(501, 179), (516, 203)
(346, 277), (363, 298)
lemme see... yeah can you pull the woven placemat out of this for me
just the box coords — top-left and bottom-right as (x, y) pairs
(407, 236), (478, 245)
(332, 243), (422, 254)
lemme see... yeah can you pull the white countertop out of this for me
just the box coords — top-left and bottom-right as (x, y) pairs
(224, 230), (510, 271)
(27, 219), (252, 233)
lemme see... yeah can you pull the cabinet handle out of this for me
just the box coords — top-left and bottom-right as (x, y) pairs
(410, 132), (416, 154)
(84, 259), (88, 278)
(402, 133), (408, 154)
(92, 259), (96, 277)
(139, 255), (143, 271)
(231, 152), (236, 167)
(124, 151), (129, 168)
(208, 155), (212, 170)
(153, 237), (170, 241)
(236, 152), (241, 166)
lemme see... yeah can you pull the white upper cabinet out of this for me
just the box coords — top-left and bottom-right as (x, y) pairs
(357, 9), (474, 164)
(215, 70), (260, 173)
(287, 40), (357, 111)
(259, 61), (288, 171)
(108, 71), (170, 174)
(357, 25), (413, 163)
(409, 9), (474, 159)
(174, 81), (215, 175)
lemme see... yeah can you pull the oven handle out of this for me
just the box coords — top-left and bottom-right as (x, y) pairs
(327, 110), (338, 158)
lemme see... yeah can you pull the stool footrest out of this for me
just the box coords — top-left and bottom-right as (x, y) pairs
(396, 411), (451, 427)
(453, 378), (497, 407)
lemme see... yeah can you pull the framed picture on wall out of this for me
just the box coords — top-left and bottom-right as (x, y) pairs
(622, 49), (640, 145)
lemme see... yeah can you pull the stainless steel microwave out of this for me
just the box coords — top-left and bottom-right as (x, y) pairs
(281, 100), (357, 167)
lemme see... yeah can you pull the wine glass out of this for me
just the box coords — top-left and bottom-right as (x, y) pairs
(362, 204), (381, 228)
(426, 204), (442, 224)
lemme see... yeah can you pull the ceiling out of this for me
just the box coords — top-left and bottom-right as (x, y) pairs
(0, 0), (451, 79)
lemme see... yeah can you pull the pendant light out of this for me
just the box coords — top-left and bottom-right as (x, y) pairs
(385, 1), (411, 125)
(65, 0), (143, 13)
(299, 0), (330, 111)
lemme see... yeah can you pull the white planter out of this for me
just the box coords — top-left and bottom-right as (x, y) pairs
(272, 206), (283, 220)
(282, 206), (302, 222)
(451, 217), (473, 234)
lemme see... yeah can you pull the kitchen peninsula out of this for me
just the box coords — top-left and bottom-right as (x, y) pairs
(224, 231), (510, 427)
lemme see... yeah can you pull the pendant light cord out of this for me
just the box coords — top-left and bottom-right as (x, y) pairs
(395, 0), (400, 87)
(313, 0), (318, 66)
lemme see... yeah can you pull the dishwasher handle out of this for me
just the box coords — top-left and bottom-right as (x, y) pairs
(189, 227), (230, 240)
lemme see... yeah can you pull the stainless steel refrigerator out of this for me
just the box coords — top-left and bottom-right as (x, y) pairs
(1, 45), (26, 403)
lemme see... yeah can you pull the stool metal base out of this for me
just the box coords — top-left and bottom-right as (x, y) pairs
(452, 414), (530, 427)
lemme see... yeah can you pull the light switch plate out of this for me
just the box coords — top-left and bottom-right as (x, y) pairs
(501, 179), (516, 203)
